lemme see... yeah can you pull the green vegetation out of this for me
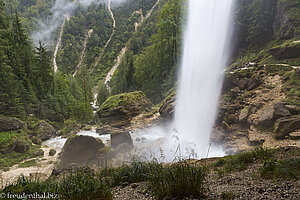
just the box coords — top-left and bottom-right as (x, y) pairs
(260, 158), (300, 179)
(282, 71), (300, 106)
(101, 160), (208, 199)
(96, 82), (110, 107)
(93, 0), (158, 81)
(213, 147), (273, 172)
(1, 160), (208, 200)
(18, 159), (37, 168)
(0, 129), (44, 170)
(110, 0), (185, 103)
(147, 161), (207, 199)
(57, 4), (113, 74)
(1, 171), (113, 200)
(98, 91), (151, 112)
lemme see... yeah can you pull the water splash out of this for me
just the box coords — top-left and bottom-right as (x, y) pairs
(174, 0), (235, 158)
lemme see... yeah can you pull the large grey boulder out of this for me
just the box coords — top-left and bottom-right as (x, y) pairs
(97, 91), (152, 128)
(258, 103), (291, 128)
(33, 120), (57, 141)
(274, 115), (300, 139)
(60, 135), (105, 167)
(0, 116), (24, 132)
(111, 131), (133, 148)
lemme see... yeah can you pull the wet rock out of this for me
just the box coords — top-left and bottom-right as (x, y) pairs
(32, 149), (44, 157)
(211, 129), (225, 144)
(159, 93), (176, 119)
(111, 131), (133, 148)
(222, 74), (236, 93)
(97, 91), (152, 128)
(0, 116), (24, 132)
(49, 149), (56, 156)
(60, 135), (105, 167)
(274, 115), (300, 139)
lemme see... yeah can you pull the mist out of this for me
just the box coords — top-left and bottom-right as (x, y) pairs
(31, 0), (127, 46)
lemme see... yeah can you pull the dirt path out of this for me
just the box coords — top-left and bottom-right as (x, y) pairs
(0, 147), (61, 187)
(53, 14), (69, 73)
(73, 29), (93, 77)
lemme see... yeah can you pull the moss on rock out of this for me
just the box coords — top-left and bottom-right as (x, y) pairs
(97, 91), (153, 127)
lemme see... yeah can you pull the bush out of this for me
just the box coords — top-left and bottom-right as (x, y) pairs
(147, 161), (208, 199)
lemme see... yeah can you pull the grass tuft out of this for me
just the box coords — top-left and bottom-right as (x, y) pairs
(147, 161), (208, 199)
(213, 147), (273, 172)
(260, 158), (300, 179)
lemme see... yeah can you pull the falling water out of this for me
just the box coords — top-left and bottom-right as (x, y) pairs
(174, 0), (235, 158)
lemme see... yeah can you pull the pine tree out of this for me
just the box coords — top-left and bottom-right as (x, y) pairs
(0, 0), (25, 118)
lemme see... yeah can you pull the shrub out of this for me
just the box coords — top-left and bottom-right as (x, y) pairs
(147, 161), (208, 199)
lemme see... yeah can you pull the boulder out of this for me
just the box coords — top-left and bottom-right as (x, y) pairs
(159, 93), (176, 119)
(97, 91), (152, 128)
(111, 131), (133, 148)
(273, 103), (291, 118)
(32, 149), (44, 157)
(60, 135), (105, 167)
(0, 137), (17, 154)
(34, 120), (57, 141)
(96, 125), (122, 135)
(49, 149), (56, 156)
(238, 79), (261, 91)
(14, 140), (30, 153)
(258, 103), (291, 128)
(274, 115), (300, 139)
(238, 107), (250, 124)
(0, 116), (24, 132)
(269, 42), (300, 59)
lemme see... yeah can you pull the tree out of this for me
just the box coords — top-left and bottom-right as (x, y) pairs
(33, 41), (53, 100)
(0, 0), (25, 118)
(97, 82), (110, 106)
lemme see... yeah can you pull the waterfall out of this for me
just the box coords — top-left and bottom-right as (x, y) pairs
(174, 0), (235, 158)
